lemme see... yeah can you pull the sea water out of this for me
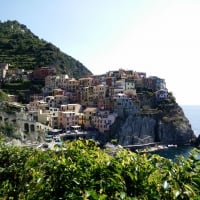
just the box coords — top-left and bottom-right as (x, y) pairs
(182, 105), (200, 137)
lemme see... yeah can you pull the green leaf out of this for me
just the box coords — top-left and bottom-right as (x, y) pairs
(120, 192), (126, 199)
(163, 180), (169, 190)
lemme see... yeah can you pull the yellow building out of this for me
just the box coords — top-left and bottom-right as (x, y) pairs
(38, 109), (51, 126)
(67, 78), (79, 92)
(96, 84), (106, 100)
(60, 104), (81, 114)
(53, 88), (64, 96)
(83, 107), (98, 128)
(79, 77), (93, 87)
(80, 87), (89, 105)
(77, 113), (84, 127)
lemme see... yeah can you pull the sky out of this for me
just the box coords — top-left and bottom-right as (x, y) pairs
(0, 0), (200, 105)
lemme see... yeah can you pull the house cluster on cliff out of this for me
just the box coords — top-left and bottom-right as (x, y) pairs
(0, 65), (168, 136)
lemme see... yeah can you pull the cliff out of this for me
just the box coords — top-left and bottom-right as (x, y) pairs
(110, 92), (196, 146)
(195, 135), (200, 148)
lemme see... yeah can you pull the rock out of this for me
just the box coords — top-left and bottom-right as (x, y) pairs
(110, 103), (196, 146)
(118, 115), (156, 145)
(195, 135), (200, 148)
(158, 120), (195, 145)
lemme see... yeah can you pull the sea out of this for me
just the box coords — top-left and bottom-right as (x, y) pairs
(154, 105), (200, 160)
(181, 105), (200, 138)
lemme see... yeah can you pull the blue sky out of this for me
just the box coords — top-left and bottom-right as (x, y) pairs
(1, 0), (200, 105)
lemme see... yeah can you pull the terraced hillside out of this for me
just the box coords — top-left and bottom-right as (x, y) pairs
(0, 20), (92, 78)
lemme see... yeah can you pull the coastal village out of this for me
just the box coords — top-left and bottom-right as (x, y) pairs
(0, 63), (168, 145)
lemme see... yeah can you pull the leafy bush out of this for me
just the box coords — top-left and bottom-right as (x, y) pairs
(0, 139), (199, 199)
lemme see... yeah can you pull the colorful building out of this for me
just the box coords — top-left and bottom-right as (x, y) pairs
(83, 107), (98, 128)
(58, 111), (78, 130)
(93, 110), (117, 133)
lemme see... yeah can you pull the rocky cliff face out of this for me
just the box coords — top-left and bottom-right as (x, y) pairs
(195, 135), (200, 148)
(110, 94), (196, 146)
(157, 117), (194, 145)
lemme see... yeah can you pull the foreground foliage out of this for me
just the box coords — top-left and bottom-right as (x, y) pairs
(0, 139), (199, 199)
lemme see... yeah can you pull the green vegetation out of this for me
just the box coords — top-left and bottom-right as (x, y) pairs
(157, 92), (189, 127)
(0, 20), (92, 102)
(0, 102), (22, 114)
(0, 139), (199, 199)
(0, 122), (17, 138)
(0, 89), (8, 101)
(1, 80), (43, 103)
(0, 20), (92, 78)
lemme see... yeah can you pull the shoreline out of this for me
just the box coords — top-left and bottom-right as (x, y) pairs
(123, 142), (196, 153)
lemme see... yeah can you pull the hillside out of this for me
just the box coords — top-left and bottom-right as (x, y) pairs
(0, 20), (92, 78)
